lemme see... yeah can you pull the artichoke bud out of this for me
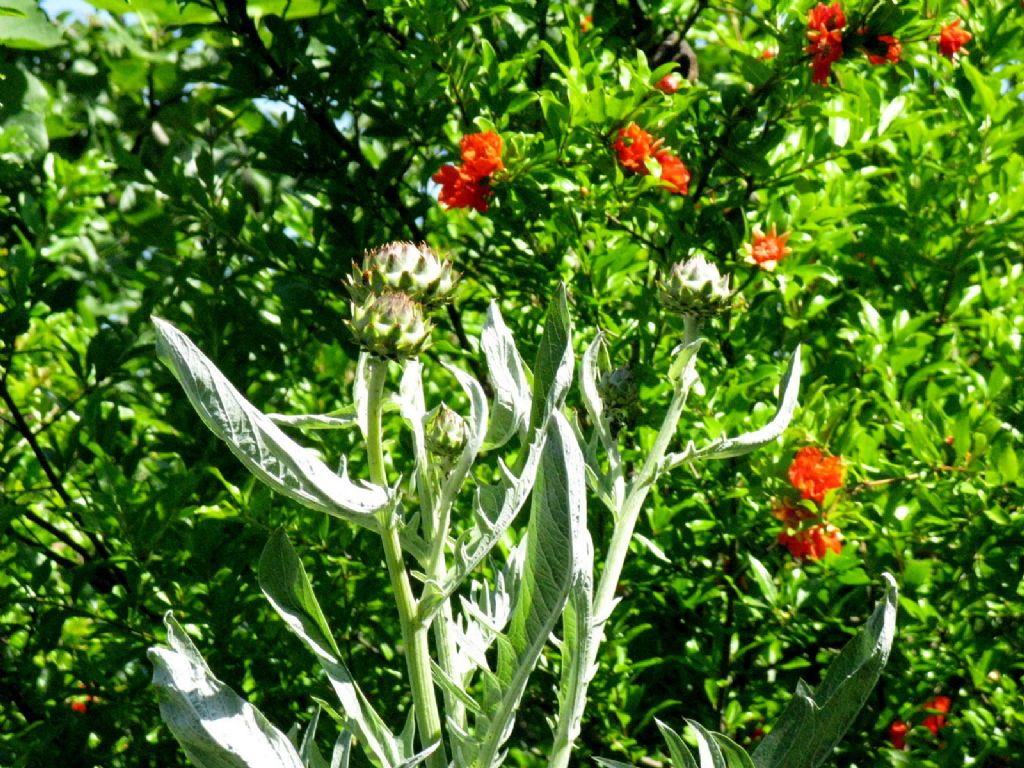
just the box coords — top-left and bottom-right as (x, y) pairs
(658, 254), (733, 318)
(348, 291), (431, 359)
(598, 366), (640, 433)
(347, 241), (457, 306)
(426, 403), (468, 461)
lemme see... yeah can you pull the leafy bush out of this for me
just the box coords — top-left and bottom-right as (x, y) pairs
(1, 0), (1021, 766)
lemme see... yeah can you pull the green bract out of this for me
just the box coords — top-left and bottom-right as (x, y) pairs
(348, 291), (432, 360)
(658, 255), (734, 319)
(348, 241), (457, 306)
(426, 403), (468, 461)
(597, 366), (640, 432)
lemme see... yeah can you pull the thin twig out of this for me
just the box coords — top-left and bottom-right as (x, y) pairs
(0, 381), (110, 559)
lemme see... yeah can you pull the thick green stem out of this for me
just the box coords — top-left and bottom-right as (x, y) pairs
(381, 526), (446, 768)
(365, 357), (390, 488)
(365, 357), (446, 768)
(593, 317), (699, 658)
(426, 478), (466, 732)
(550, 320), (701, 768)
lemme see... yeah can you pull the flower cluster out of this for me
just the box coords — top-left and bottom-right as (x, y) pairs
(773, 446), (845, 560)
(922, 695), (952, 735)
(788, 446), (844, 504)
(774, 505), (842, 560)
(432, 131), (504, 212)
(938, 19), (971, 60)
(743, 224), (792, 271)
(806, 2), (846, 85)
(887, 719), (908, 749)
(865, 34), (901, 65)
(612, 122), (690, 195)
(804, 3), (909, 85)
(887, 696), (952, 749)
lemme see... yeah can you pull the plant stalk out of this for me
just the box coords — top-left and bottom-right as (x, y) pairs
(365, 356), (447, 768)
(550, 318), (701, 768)
(593, 318), (699, 650)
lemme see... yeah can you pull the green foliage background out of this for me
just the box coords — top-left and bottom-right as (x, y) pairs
(1, 0), (1021, 766)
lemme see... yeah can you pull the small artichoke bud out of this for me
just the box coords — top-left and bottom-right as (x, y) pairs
(348, 292), (431, 359)
(426, 403), (468, 461)
(348, 241), (456, 306)
(658, 254), (733, 318)
(598, 366), (640, 434)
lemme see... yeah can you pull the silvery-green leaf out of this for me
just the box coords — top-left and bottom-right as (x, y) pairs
(664, 348), (801, 469)
(668, 337), (704, 394)
(480, 302), (531, 450)
(399, 706), (416, 758)
(268, 412), (356, 430)
(436, 364), (488, 512)
(686, 720), (726, 768)
(422, 429), (546, 619)
(579, 335), (624, 507)
(752, 573), (898, 768)
(452, 557), (520, 681)
(331, 731), (353, 768)
(550, 517), (594, 766)
(527, 284), (573, 434)
(153, 318), (388, 526)
(475, 411), (585, 768)
(656, 720), (698, 768)
(395, 741), (441, 768)
(149, 613), (305, 768)
(258, 529), (403, 768)
(709, 731), (756, 768)
(300, 707), (329, 768)
(430, 660), (484, 716)
(579, 334), (608, 433)
(397, 362), (434, 527)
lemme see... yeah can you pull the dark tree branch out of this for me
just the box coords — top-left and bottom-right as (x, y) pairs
(0, 380), (110, 560)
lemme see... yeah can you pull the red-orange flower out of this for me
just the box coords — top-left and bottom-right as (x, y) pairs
(938, 18), (971, 59)
(866, 34), (902, 64)
(777, 523), (842, 560)
(888, 719), (909, 749)
(460, 131), (504, 179)
(656, 151), (690, 195)
(655, 72), (683, 94)
(922, 696), (952, 735)
(613, 123), (657, 174)
(788, 446), (844, 503)
(760, 46), (778, 60)
(743, 224), (792, 271)
(432, 164), (492, 212)
(806, 2), (846, 85)
(807, 1), (845, 33)
(70, 700), (89, 714)
(433, 130), (504, 212)
(580, 14), (593, 33)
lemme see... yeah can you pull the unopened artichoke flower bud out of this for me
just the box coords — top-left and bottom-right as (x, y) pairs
(348, 241), (456, 306)
(598, 366), (640, 434)
(348, 292), (431, 359)
(426, 403), (467, 461)
(658, 254), (733, 318)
